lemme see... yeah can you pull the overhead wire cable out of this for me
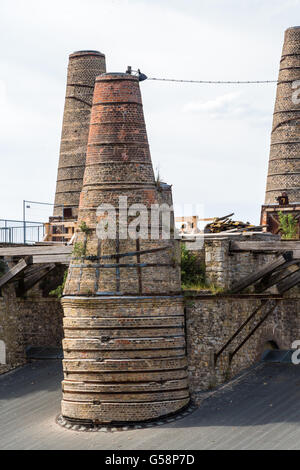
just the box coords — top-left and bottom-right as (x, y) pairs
(147, 77), (278, 84)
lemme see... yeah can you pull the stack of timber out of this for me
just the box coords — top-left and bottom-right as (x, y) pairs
(204, 213), (265, 234)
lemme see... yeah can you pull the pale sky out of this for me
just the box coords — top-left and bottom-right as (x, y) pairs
(1, 0), (300, 224)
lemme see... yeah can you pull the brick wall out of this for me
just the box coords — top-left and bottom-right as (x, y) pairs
(53, 50), (106, 218)
(61, 73), (189, 424)
(265, 27), (300, 205)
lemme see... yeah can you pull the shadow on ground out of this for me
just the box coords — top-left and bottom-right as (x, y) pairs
(0, 360), (63, 400)
(1, 360), (300, 449)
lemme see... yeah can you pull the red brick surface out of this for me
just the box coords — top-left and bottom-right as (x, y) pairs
(61, 74), (189, 423)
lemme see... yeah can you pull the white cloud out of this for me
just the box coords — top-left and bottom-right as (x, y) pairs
(265, 0), (300, 16)
(183, 91), (242, 116)
(0, 81), (6, 107)
(183, 90), (270, 123)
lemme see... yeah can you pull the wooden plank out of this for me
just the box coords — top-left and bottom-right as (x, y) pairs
(196, 218), (214, 222)
(182, 232), (272, 241)
(32, 254), (70, 264)
(16, 263), (56, 296)
(0, 245), (72, 256)
(230, 241), (300, 252)
(254, 261), (300, 293)
(21, 264), (55, 283)
(230, 252), (294, 293)
(267, 213), (280, 235)
(276, 268), (300, 294)
(35, 242), (71, 246)
(0, 256), (32, 288)
(291, 250), (300, 259)
(214, 300), (267, 363)
(23, 265), (46, 279)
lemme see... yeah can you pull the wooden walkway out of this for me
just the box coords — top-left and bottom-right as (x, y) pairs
(0, 245), (72, 292)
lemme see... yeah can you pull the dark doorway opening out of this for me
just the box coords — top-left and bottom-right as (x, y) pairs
(263, 340), (279, 352)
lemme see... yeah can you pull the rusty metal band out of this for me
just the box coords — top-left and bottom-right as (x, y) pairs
(93, 101), (143, 106)
(76, 246), (172, 262)
(88, 142), (148, 147)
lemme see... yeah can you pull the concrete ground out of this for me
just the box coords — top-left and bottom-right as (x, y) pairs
(1, 360), (300, 450)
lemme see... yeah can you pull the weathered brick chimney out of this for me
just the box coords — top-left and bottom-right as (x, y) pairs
(53, 50), (106, 220)
(60, 73), (190, 424)
(261, 27), (300, 234)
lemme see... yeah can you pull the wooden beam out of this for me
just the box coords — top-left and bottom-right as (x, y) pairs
(230, 252), (294, 293)
(16, 263), (56, 296)
(276, 268), (300, 294)
(0, 246), (72, 256)
(35, 241), (71, 246)
(229, 301), (278, 362)
(32, 254), (70, 264)
(0, 256), (32, 288)
(22, 264), (44, 279)
(214, 300), (267, 363)
(254, 261), (300, 293)
(182, 232), (272, 241)
(230, 241), (300, 252)
(267, 213), (281, 235)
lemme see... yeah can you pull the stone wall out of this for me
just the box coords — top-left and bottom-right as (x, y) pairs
(182, 234), (280, 290)
(0, 281), (64, 369)
(204, 236), (278, 290)
(185, 294), (300, 403)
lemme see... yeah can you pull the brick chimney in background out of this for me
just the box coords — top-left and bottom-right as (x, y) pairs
(261, 27), (300, 235)
(53, 50), (106, 220)
(60, 73), (190, 425)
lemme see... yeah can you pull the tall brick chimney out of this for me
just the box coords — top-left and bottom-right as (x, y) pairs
(53, 50), (106, 220)
(261, 27), (300, 235)
(60, 73), (190, 425)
